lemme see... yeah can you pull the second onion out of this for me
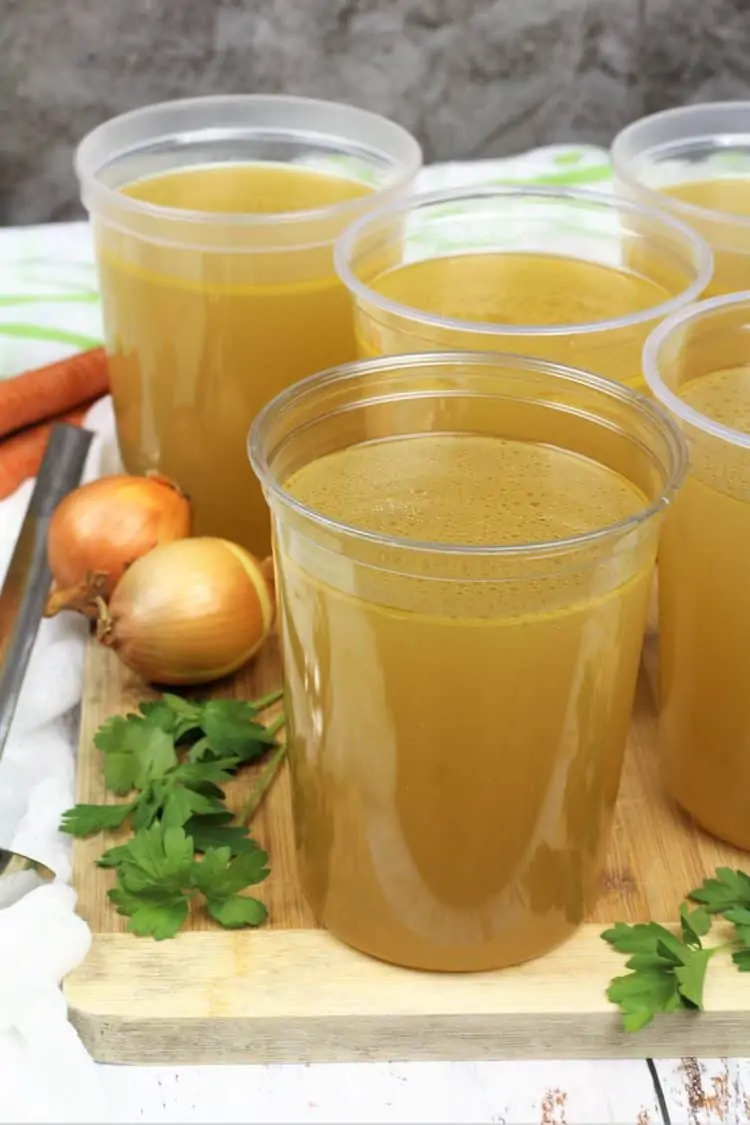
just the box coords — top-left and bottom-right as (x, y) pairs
(97, 537), (275, 685)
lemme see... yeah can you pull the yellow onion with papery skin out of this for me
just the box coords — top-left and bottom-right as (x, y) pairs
(96, 537), (275, 685)
(46, 472), (191, 615)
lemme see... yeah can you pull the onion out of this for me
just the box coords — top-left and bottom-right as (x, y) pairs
(97, 537), (275, 685)
(46, 472), (191, 616)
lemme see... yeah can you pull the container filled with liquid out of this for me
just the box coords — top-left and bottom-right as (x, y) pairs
(334, 185), (711, 392)
(249, 351), (686, 971)
(612, 102), (750, 297)
(644, 292), (750, 849)
(75, 96), (422, 554)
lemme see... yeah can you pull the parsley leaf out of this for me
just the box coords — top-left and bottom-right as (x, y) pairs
(191, 844), (269, 898)
(602, 921), (685, 959)
(115, 823), (196, 894)
(113, 895), (190, 940)
(139, 693), (202, 740)
(131, 780), (169, 830)
(674, 948), (714, 1008)
(172, 761), (238, 787)
(602, 920), (716, 1029)
(724, 908), (750, 948)
(192, 700), (278, 763)
(184, 813), (258, 855)
(689, 868), (750, 973)
(607, 968), (682, 1032)
(107, 824), (269, 938)
(108, 824), (196, 940)
(193, 844), (269, 931)
(732, 947), (750, 972)
(689, 868), (750, 915)
(97, 843), (132, 868)
(680, 903), (711, 947)
(206, 895), (267, 928)
(162, 786), (225, 828)
(96, 715), (177, 794)
(109, 879), (190, 940)
(60, 801), (135, 837)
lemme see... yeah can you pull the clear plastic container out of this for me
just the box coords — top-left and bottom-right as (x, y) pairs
(643, 291), (750, 849)
(250, 350), (686, 971)
(612, 102), (750, 297)
(76, 95), (422, 555)
(334, 185), (712, 392)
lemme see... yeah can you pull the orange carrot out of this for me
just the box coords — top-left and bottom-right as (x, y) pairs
(0, 401), (97, 500)
(0, 348), (108, 440)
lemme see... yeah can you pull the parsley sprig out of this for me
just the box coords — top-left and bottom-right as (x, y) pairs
(107, 824), (269, 940)
(61, 690), (284, 939)
(689, 867), (750, 971)
(603, 867), (750, 1031)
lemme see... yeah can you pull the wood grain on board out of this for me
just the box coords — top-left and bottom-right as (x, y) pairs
(64, 632), (750, 1066)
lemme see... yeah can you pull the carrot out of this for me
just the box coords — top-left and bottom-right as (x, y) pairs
(0, 401), (97, 500)
(0, 348), (108, 440)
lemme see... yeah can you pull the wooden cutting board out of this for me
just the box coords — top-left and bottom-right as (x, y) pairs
(64, 631), (750, 1064)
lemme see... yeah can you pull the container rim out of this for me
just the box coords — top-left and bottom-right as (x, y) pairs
(643, 290), (750, 449)
(333, 183), (714, 338)
(74, 93), (423, 230)
(249, 350), (687, 559)
(611, 101), (750, 232)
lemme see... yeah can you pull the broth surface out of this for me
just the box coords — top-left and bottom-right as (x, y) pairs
(355, 252), (673, 390)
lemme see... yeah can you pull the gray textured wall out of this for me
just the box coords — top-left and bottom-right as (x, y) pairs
(2, 0), (749, 225)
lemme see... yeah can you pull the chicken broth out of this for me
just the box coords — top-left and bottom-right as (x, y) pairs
(96, 162), (372, 554)
(277, 432), (654, 970)
(659, 364), (750, 848)
(661, 178), (750, 296)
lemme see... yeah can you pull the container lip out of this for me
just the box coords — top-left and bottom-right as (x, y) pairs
(643, 290), (750, 449)
(249, 350), (687, 560)
(333, 184), (714, 338)
(74, 94), (423, 230)
(611, 101), (750, 231)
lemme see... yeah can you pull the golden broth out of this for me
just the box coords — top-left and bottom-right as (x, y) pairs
(354, 252), (674, 390)
(661, 178), (750, 296)
(96, 162), (371, 554)
(660, 364), (750, 848)
(278, 433), (653, 971)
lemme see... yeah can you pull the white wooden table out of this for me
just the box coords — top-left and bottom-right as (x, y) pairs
(98, 1059), (748, 1123)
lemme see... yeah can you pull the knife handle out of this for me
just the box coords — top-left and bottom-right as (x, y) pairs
(0, 423), (94, 754)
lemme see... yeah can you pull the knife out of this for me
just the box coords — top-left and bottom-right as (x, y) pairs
(0, 423), (94, 753)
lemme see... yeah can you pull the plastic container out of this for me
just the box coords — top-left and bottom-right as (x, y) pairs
(249, 350), (686, 971)
(612, 102), (750, 297)
(76, 95), (422, 555)
(643, 291), (750, 849)
(334, 185), (712, 392)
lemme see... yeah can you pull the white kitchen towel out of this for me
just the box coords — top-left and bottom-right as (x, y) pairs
(0, 396), (120, 1124)
(0, 146), (611, 1123)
